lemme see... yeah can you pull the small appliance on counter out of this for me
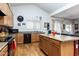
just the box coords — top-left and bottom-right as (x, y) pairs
(8, 29), (18, 34)
(0, 27), (9, 42)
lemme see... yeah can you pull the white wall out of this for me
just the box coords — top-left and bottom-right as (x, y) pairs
(11, 5), (52, 32)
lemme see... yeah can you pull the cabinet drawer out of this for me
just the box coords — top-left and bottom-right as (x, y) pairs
(50, 39), (61, 46)
(41, 36), (60, 46)
(43, 36), (61, 46)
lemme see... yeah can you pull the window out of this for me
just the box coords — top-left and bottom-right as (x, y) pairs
(65, 24), (72, 32)
(26, 21), (41, 30)
(35, 22), (40, 29)
(54, 21), (61, 33)
(26, 22), (34, 29)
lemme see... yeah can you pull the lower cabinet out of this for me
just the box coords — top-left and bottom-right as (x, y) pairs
(31, 33), (40, 42)
(16, 32), (42, 44)
(15, 33), (24, 44)
(0, 45), (8, 56)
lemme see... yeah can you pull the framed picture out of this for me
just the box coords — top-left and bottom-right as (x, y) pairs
(17, 15), (24, 22)
(63, 24), (65, 29)
(44, 22), (50, 30)
(22, 23), (26, 25)
(75, 24), (78, 30)
(18, 23), (21, 26)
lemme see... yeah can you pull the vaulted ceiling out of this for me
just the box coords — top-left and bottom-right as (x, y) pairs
(10, 3), (79, 19)
(10, 3), (68, 14)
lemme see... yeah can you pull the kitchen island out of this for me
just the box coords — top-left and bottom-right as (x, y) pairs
(39, 34), (79, 56)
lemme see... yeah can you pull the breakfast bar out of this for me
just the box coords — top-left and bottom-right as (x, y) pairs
(39, 34), (79, 56)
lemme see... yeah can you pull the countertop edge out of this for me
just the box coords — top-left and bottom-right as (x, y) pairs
(40, 34), (79, 42)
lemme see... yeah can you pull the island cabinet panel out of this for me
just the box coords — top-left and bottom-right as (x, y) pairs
(40, 36), (50, 55)
(48, 41), (61, 56)
(60, 41), (74, 56)
(39, 35), (74, 56)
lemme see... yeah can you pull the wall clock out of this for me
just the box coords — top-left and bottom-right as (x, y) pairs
(17, 16), (24, 22)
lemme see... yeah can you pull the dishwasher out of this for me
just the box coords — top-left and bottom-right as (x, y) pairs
(24, 33), (31, 44)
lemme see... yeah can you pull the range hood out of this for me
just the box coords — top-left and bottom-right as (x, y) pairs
(0, 10), (6, 16)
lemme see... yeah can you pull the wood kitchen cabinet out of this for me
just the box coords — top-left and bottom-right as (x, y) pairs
(39, 35), (74, 56)
(31, 33), (40, 42)
(0, 3), (13, 27)
(0, 45), (8, 56)
(16, 33), (24, 44)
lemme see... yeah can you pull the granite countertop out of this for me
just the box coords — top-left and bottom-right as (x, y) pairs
(40, 34), (79, 42)
(57, 33), (79, 37)
(0, 42), (8, 51)
(19, 31), (45, 34)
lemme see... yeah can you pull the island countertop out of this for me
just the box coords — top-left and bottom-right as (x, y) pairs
(0, 42), (8, 51)
(40, 34), (79, 42)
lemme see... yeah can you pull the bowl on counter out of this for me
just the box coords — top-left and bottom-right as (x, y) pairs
(0, 37), (6, 42)
(0, 32), (9, 42)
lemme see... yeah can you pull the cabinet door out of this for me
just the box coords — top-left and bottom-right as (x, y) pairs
(36, 33), (40, 41)
(7, 4), (13, 27)
(0, 3), (8, 14)
(31, 33), (36, 42)
(16, 33), (24, 44)
(0, 4), (9, 26)
(31, 33), (40, 42)
(0, 3), (13, 27)
(39, 36), (45, 50)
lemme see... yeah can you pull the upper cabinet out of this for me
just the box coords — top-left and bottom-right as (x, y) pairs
(0, 3), (13, 27)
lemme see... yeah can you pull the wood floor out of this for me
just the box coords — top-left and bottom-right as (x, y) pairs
(14, 42), (45, 56)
